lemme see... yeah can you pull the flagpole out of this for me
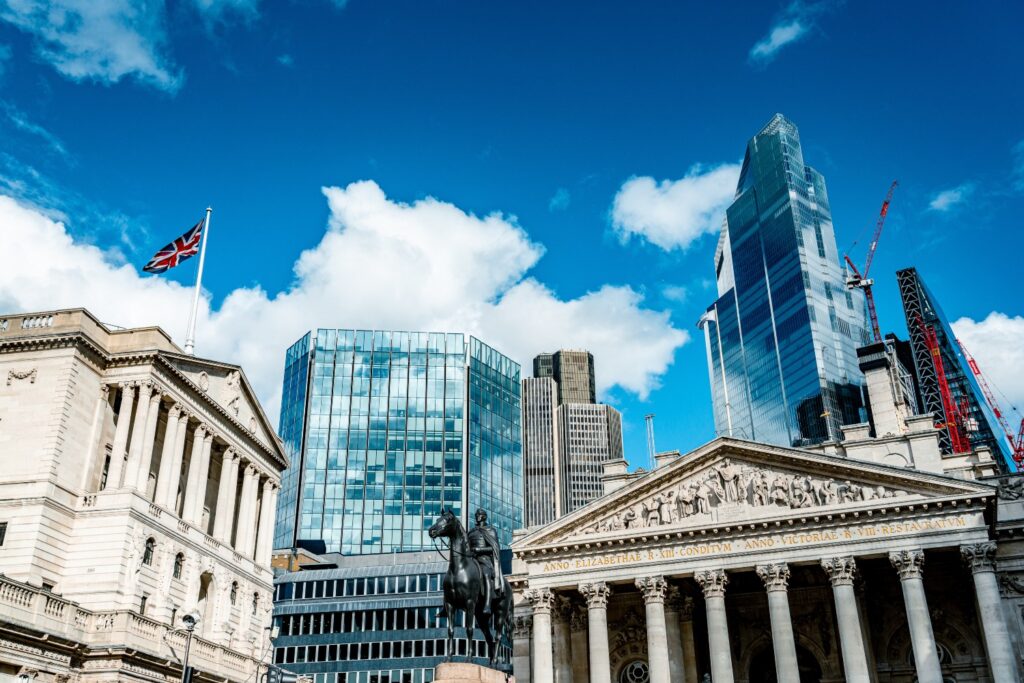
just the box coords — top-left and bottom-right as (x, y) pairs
(183, 207), (212, 356)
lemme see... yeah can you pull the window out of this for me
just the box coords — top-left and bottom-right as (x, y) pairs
(0, 521), (7, 546)
(230, 581), (238, 605)
(140, 594), (149, 615)
(173, 553), (184, 579)
(142, 538), (155, 566)
(171, 607), (178, 627)
(252, 592), (260, 616)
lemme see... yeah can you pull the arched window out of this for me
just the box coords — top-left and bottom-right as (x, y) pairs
(230, 581), (238, 605)
(142, 538), (156, 566)
(252, 592), (260, 616)
(173, 553), (184, 579)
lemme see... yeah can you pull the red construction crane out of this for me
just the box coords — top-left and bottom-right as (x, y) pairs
(845, 181), (898, 343)
(958, 340), (1024, 468)
(920, 320), (972, 454)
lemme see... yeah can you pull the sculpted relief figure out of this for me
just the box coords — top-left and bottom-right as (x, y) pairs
(676, 483), (696, 517)
(791, 476), (814, 508)
(752, 471), (770, 506)
(770, 473), (790, 506)
(715, 458), (742, 502)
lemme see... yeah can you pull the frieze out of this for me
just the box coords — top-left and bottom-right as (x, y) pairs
(576, 458), (912, 537)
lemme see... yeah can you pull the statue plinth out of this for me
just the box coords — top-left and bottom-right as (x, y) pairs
(433, 663), (514, 683)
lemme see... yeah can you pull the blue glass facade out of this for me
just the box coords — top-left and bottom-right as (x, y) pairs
(273, 329), (522, 554)
(700, 114), (870, 447)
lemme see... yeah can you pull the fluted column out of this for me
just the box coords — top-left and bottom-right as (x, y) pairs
(181, 424), (209, 524)
(663, 587), (687, 683)
(212, 449), (240, 543)
(695, 569), (734, 683)
(237, 463), (260, 554)
(677, 596), (699, 683)
(962, 543), (1018, 682)
(821, 557), (871, 683)
(122, 381), (153, 487)
(525, 588), (555, 683)
(569, 605), (589, 683)
(636, 576), (670, 683)
(134, 390), (163, 493)
(84, 384), (111, 491)
(513, 614), (533, 683)
(756, 563), (799, 683)
(255, 479), (278, 564)
(105, 382), (136, 489)
(553, 596), (573, 683)
(578, 582), (611, 683)
(154, 404), (183, 507)
(890, 549), (942, 683)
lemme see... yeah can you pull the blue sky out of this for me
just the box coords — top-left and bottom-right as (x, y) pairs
(1, 0), (1022, 466)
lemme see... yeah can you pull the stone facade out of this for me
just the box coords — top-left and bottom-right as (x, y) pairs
(510, 437), (1024, 683)
(0, 309), (287, 683)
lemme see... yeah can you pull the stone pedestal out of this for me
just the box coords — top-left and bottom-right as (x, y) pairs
(434, 662), (516, 683)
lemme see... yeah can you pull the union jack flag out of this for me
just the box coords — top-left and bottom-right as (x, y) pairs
(143, 219), (204, 274)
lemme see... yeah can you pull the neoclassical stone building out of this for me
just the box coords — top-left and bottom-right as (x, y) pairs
(0, 309), (287, 683)
(510, 437), (1024, 683)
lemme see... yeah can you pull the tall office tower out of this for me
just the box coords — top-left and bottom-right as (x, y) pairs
(557, 403), (623, 512)
(273, 329), (523, 554)
(522, 352), (622, 526)
(699, 114), (871, 447)
(897, 267), (1014, 468)
(522, 377), (561, 526)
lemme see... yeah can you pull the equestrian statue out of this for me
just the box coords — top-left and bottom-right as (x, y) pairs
(428, 508), (513, 669)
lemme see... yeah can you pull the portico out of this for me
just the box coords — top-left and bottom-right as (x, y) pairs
(511, 439), (1018, 683)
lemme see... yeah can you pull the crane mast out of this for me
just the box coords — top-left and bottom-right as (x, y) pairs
(844, 181), (898, 342)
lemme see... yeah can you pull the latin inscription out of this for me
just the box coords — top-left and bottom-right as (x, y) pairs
(539, 515), (970, 573)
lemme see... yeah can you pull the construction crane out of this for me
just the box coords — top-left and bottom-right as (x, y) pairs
(844, 181), (898, 343)
(644, 414), (656, 469)
(957, 340), (1024, 468)
(920, 320), (973, 454)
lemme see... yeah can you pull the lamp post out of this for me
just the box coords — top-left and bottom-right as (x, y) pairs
(181, 612), (200, 683)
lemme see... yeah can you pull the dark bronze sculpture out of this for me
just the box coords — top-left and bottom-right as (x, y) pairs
(428, 508), (512, 668)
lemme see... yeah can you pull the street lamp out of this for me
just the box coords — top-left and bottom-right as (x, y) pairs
(180, 612), (200, 683)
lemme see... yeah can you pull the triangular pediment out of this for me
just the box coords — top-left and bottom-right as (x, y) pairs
(515, 438), (994, 549)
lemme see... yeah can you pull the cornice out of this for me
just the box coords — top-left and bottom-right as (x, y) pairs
(0, 331), (107, 370)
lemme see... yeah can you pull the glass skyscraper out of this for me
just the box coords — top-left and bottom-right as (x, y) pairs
(699, 114), (871, 447)
(273, 329), (523, 554)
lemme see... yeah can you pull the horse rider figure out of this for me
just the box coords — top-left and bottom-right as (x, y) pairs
(467, 508), (503, 615)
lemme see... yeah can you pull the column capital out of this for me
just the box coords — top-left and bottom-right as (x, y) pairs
(100, 383), (111, 399)
(262, 478), (278, 491)
(169, 403), (183, 418)
(756, 562), (791, 592)
(821, 556), (858, 586)
(961, 542), (997, 573)
(194, 423), (209, 438)
(635, 576), (669, 603)
(136, 379), (154, 395)
(524, 587), (555, 615)
(578, 581), (611, 609)
(694, 569), (729, 598)
(119, 380), (136, 391)
(513, 613), (533, 638)
(890, 549), (926, 580)
(244, 462), (260, 477)
(224, 447), (239, 463)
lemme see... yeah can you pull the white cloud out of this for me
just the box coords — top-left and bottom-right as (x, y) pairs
(611, 163), (740, 251)
(749, 19), (808, 63)
(952, 312), (1024, 413)
(0, 0), (183, 91)
(1012, 140), (1024, 192)
(0, 182), (687, 421)
(548, 187), (570, 212)
(277, 53), (294, 67)
(661, 285), (688, 303)
(928, 183), (973, 212)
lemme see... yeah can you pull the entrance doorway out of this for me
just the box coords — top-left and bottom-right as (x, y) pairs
(748, 645), (823, 683)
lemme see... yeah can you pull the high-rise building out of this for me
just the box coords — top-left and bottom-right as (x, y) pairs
(273, 329), (523, 554)
(0, 308), (285, 683)
(699, 114), (871, 447)
(522, 352), (622, 527)
(897, 267), (1014, 468)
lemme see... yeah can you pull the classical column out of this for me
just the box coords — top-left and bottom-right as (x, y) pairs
(821, 557), (871, 683)
(180, 424), (209, 523)
(123, 381), (154, 487)
(154, 404), (183, 507)
(513, 614), (533, 683)
(83, 384), (111, 491)
(134, 389), (163, 493)
(663, 587), (687, 683)
(105, 382), (136, 489)
(756, 563), (800, 683)
(525, 588), (555, 683)
(636, 576), (671, 683)
(578, 582), (612, 683)
(255, 479), (278, 565)
(695, 569), (734, 683)
(569, 605), (589, 683)
(237, 463), (261, 554)
(677, 596), (699, 683)
(212, 449), (240, 543)
(890, 549), (942, 683)
(962, 543), (1018, 682)
(553, 596), (574, 683)
(168, 409), (190, 512)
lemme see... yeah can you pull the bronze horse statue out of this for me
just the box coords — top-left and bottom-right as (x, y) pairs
(428, 509), (512, 668)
